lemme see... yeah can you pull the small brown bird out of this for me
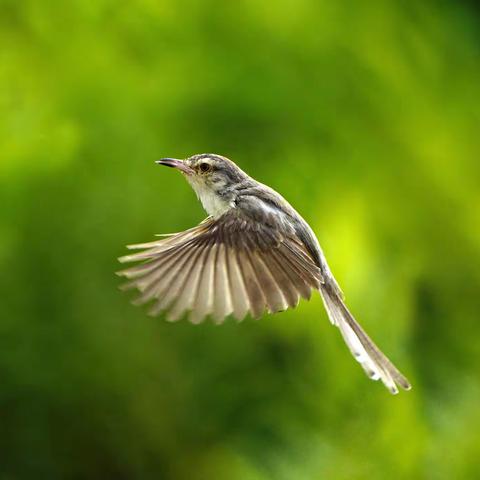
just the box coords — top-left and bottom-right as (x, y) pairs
(118, 154), (411, 394)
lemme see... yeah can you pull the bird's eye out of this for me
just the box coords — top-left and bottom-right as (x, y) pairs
(198, 162), (212, 173)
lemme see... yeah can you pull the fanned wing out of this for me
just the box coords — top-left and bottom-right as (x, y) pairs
(117, 212), (322, 323)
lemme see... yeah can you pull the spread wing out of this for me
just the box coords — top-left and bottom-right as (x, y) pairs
(117, 211), (323, 323)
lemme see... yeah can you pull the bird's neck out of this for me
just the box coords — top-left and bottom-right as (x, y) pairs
(187, 177), (236, 218)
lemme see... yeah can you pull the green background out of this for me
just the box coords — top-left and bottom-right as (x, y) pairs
(1, 1), (480, 478)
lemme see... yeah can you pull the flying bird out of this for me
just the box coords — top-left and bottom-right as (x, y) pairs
(118, 154), (411, 394)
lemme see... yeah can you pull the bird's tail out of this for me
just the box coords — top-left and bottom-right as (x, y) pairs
(319, 282), (411, 394)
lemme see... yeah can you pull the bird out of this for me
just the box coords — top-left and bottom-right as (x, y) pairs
(117, 153), (411, 394)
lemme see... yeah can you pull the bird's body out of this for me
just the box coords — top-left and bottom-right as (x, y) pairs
(118, 154), (411, 394)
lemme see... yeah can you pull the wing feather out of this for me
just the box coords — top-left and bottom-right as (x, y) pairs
(212, 243), (234, 323)
(189, 243), (217, 324)
(235, 248), (265, 319)
(274, 246), (316, 299)
(147, 241), (203, 315)
(282, 241), (323, 286)
(127, 238), (199, 302)
(244, 244), (287, 314)
(225, 246), (250, 320)
(166, 240), (211, 321)
(118, 211), (321, 322)
(121, 249), (184, 297)
(258, 251), (300, 308)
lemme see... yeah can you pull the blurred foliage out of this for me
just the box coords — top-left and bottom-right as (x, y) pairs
(1, 0), (480, 478)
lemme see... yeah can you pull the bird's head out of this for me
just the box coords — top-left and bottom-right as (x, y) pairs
(156, 153), (249, 217)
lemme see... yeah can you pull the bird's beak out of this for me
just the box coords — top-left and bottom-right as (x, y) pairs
(155, 158), (194, 175)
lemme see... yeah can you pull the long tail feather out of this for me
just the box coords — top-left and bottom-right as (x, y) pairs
(319, 283), (411, 394)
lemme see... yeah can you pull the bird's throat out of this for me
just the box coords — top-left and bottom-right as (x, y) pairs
(187, 178), (235, 218)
